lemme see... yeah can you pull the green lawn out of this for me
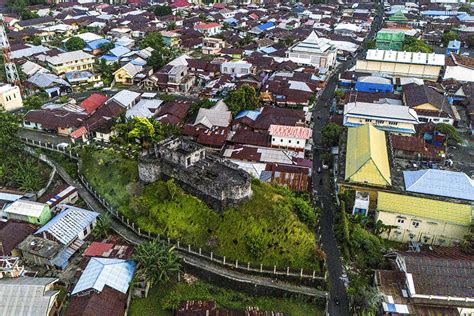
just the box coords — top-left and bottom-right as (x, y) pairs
(129, 280), (323, 316)
(81, 149), (321, 269)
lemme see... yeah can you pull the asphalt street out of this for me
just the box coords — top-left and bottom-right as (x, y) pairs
(311, 3), (384, 315)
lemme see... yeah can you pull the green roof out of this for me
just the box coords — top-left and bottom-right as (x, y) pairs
(389, 10), (408, 21)
(376, 31), (405, 42)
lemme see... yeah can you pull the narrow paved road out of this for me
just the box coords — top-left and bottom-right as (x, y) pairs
(311, 3), (384, 315)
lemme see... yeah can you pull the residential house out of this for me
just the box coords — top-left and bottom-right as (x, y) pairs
(47, 50), (95, 75)
(260, 71), (318, 106)
(155, 100), (192, 126)
(343, 102), (419, 135)
(25, 72), (71, 97)
(18, 205), (99, 269)
(113, 62), (144, 86)
(161, 31), (181, 48)
(232, 106), (306, 132)
(126, 98), (163, 119)
(0, 84), (23, 112)
(220, 61), (254, 77)
(194, 100), (232, 129)
(0, 277), (60, 315)
(146, 61), (195, 93)
(286, 31), (337, 68)
(24, 109), (87, 135)
(403, 84), (456, 125)
(108, 89), (141, 110)
(202, 37), (226, 55)
(375, 249), (474, 315)
(66, 258), (136, 316)
(3, 200), (52, 225)
(0, 221), (36, 256)
(356, 50), (445, 80)
(444, 53), (474, 83)
(194, 22), (222, 36)
(268, 124), (312, 151)
(355, 76), (393, 93)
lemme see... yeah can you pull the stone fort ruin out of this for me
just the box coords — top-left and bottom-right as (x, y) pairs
(138, 137), (252, 212)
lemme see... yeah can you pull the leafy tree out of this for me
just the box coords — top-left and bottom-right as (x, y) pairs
(0, 112), (21, 155)
(5, 0), (27, 12)
(96, 59), (118, 86)
(189, 98), (215, 117)
(340, 201), (351, 259)
(225, 84), (259, 115)
(160, 94), (175, 103)
(366, 39), (376, 49)
(153, 5), (172, 16)
(459, 5), (471, 13)
(245, 233), (265, 259)
(292, 196), (317, 226)
(321, 122), (343, 147)
(147, 50), (164, 70)
(21, 10), (40, 20)
(442, 31), (459, 46)
(99, 42), (115, 54)
(140, 32), (165, 51)
(92, 214), (111, 240)
(10, 158), (43, 191)
(30, 35), (42, 46)
(65, 37), (86, 51)
(435, 123), (462, 144)
(403, 36), (433, 53)
(24, 95), (44, 110)
(460, 233), (473, 255)
(133, 240), (181, 286)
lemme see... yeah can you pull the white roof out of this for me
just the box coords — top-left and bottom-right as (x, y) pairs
(71, 258), (135, 295)
(74, 32), (103, 42)
(365, 49), (445, 66)
(11, 45), (50, 59)
(288, 80), (312, 92)
(358, 76), (392, 85)
(126, 99), (163, 119)
(168, 54), (191, 67)
(194, 105), (232, 129)
(21, 60), (49, 77)
(117, 62), (143, 77)
(110, 89), (141, 108)
(0, 277), (59, 316)
(344, 102), (419, 123)
(289, 31), (333, 54)
(4, 200), (47, 218)
(48, 50), (94, 66)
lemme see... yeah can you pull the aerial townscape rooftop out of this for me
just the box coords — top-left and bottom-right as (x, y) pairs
(0, 0), (473, 315)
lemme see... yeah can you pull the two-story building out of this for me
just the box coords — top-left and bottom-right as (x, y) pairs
(220, 61), (254, 77)
(47, 50), (95, 75)
(268, 124), (312, 151)
(343, 102), (420, 135)
(286, 31), (337, 69)
(202, 37), (226, 55)
(194, 22), (222, 36)
(0, 84), (23, 112)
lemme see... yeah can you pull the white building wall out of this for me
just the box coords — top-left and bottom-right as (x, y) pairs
(271, 136), (306, 150)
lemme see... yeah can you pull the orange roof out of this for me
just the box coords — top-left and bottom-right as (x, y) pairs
(268, 124), (312, 139)
(80, 93), (108, 114)
(70, 126), (88, 139)
(195, 22), (221, 29)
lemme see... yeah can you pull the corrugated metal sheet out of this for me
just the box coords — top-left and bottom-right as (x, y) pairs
(345, 124), (391, 186)
(404, 169), (474, 201)
(377, 191), (472, 226)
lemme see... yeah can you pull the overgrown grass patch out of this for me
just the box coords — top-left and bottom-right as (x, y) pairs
(129, 280), (323, 316)
(81, 149), (321, 269)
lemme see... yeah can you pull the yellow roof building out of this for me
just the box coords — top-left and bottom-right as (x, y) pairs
(345, 124), (391, 186)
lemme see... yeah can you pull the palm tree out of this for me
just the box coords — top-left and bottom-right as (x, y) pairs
(133, 240), (181, 286)
(92, 214), (111, 240)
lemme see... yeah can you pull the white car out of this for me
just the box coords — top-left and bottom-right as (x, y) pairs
(57, 142), (69, 149)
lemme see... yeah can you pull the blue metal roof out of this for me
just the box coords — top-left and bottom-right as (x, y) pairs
(71, 258), (136, 295)
(448, 40), (461, 49)
(99, 55), (119, 62)
(457, 13), (474, 21)
(35, 205), (99, 245)
(421, 10), (458, 16)
(257, 22), (275, 31)
(85, 38), (111, 50)
(404, 169), (474, 201)
(109, 45), (130, 57)
(235, 109), (262, 121)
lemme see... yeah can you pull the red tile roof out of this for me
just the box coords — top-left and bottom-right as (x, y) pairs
(80, 93), (109, 114)
(195, 22), (221, 29)
(84, 241), (134, 259)
(84, 242), (113, 257)
(268, 124), (312, 139)
(171, 0), (190, 8)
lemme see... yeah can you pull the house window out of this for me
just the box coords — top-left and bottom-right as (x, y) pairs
(288, 140), (292, 143)
(83, 227), (88, 236)
(280, 139), (283, 142)
(412, 221), (420, 228)
(272, 138), (275, 142)
(397, 218), (405, 224)
(297, 141), (300, 144)
(365, 119), (372, 123)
